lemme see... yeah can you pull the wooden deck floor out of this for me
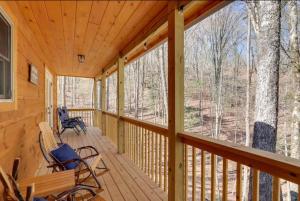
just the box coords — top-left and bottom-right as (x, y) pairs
(36, 127), (167, 201)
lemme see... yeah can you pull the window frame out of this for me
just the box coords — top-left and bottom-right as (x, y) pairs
(0, 5), (17, 111)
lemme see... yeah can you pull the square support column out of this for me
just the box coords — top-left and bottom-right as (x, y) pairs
(117, 57), (125, 154)
(93, 78), (98, 127)
(101, 75), (106, 136)
(168, 2), (185, 201)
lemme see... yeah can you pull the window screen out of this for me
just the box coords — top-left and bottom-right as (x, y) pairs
(0, 11), (12, 100)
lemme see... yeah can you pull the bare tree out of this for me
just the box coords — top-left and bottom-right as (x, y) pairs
(247, 1), (281, 200)
(288, 0), (300, 160)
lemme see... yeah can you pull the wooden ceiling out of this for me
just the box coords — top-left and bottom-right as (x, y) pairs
(11, 1), (167, 77)
(7, 1), (226, 78)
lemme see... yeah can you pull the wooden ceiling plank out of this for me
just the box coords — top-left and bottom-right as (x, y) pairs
(92, 1), (157, 70)
(89, 1), (108, 25)
(61, 1), (76, 75)
(84, 1), (124, 70)
(73, 1), (92, 74)
(16, 1), (58, 69)
(88, 1), (140, 75)
(97, 1), (168, 71)
(44, 1), (65, 69)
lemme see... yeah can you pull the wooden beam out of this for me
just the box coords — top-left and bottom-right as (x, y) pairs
(168, 2), (185, 201)
(101, 75), (106, 136)
(117, 57), (125, 154)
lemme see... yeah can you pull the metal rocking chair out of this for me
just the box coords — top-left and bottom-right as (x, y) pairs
(38, 122), (108, 190)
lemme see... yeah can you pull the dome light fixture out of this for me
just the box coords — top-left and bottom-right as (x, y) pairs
(78, 54), (85, 63)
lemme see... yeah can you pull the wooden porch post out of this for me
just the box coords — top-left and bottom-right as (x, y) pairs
(117, 57), (125, 154)
(168, 2), (184, 201)
(93, 78), (98, 127)
(101, 75), (106, 136)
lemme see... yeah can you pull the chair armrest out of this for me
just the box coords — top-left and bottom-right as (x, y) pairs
(69, 117), (82, 121)
(75, 146), (99, 158)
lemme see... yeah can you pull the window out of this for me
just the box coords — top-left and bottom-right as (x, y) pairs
(0, 9), (12, 101)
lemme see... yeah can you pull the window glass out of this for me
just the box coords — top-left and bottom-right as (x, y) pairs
(0, 11), (12, 100)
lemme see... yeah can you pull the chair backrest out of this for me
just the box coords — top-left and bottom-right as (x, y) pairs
(0, 166), (17, 200)
(58, 107), (70, 123)
(0, 166), (34, 201)
(39, 122), (59, 154)
(61, 107), (70, 119)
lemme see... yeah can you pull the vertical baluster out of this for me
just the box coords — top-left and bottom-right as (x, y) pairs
(236, 163), (242, 201)
(211, 154), (216, 201)
(139, 127), (142, 169)
(134, 124), (136, 164)
(151, 131), (155, 181)
(136, 125), (138, 166)
(222, 158), (228, 201)
(184, 144), (187, 200)
(164, 136), (167, 192)
(155, 133), (159, 184)
(253, 169), (259, 201)
(131, 123), (133, 161)
(192, 147), (196, 201)
(148, 130), (150, 176)
(159, 134), (162, 188)
(272, 177), (280, 201)
(201, 150), (206, 201)
(141, 127), (144, 171)
(140, 127), (143, 170)
(137, 126), (140, 168)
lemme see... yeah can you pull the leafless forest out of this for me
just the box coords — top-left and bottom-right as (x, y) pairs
(58, 1), (300, 200)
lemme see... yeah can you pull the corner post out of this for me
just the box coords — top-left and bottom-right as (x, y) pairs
(168, 2), (185, 201)
(93, 78), (98, 127)
(117, 56), (125, 154)
(101, 75), (107, 136)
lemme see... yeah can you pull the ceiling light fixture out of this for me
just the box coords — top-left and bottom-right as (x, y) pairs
(78, 54), (85, 63)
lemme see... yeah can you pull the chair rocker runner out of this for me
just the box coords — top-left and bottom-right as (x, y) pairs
(38, 122), (108, 190)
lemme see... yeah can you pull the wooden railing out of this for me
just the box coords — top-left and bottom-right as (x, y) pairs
(121, 116), (169, 192)
(179, 131), (300, 201)
(103, 111), (118, 146)
(97, 113), (300, 199)
(68, 108), (95, 127)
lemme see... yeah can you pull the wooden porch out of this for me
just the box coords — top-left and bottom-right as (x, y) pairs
(36, 127), (167, 201)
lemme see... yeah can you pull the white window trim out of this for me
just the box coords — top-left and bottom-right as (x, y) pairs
(0, 6), (14, 103)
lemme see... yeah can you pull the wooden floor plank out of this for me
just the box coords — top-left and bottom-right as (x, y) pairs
(36, 127), (167, 201)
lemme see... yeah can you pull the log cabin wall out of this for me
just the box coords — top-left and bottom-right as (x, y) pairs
(0, 2), (57, 179)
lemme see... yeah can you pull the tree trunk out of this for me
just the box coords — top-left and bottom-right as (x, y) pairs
(141, 57), (145, 119)
(289, 0), (300, 160)
(243, 11), (252, 201)
(249, 2), (281, 201)
(158, 44), (168, 124)
(134, 61), (140, 118)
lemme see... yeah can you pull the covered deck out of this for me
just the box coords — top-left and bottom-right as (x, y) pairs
(36, 127), (167, 201)
(0, 1), (300, 201)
